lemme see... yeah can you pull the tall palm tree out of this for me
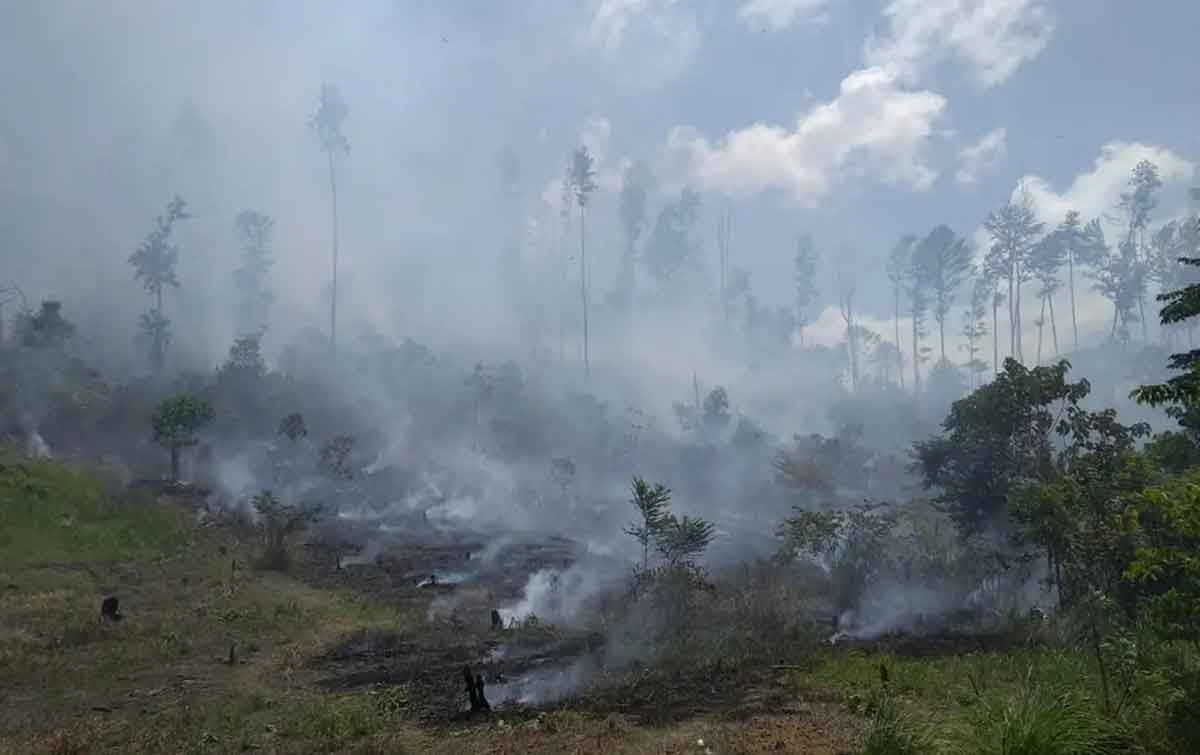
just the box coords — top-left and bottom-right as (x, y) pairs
(308, 83), (350, 353)
(569, 146), (598, 378)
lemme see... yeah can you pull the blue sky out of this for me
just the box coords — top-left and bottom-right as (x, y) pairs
(2, 0), (1197, 357)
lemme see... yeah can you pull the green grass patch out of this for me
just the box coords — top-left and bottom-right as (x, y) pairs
(0, 450), (190, 566)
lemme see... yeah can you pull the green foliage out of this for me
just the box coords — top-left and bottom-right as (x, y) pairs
(795, 234), (819, 336)
(308, 83), (350, 155)
(252, 489), (321, 571)
(1124, 470), (1200, 642)
(278, 412), (308, 443)
(129, 195), (189, 371)
(914, 224), (972, 360)
(569, 145), (598, 207)
(654, 513), (716, 567)
(318, 434), (355, 480)
(776, 504), (898, 616)
(861, 691), (935, 755)
(624, 477), (671, 570)
(645, 187), (701, 289)
(151, 394), (215, 480)
(14, 300), (75, 349)
(234, 210), (275, 335)
(0, 451), (188, 566)
(962, 680), (1118, 755)
(914, 358), (1090, 535)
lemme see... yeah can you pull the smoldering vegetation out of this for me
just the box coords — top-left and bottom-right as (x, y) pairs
(5, 4), (1200, 752)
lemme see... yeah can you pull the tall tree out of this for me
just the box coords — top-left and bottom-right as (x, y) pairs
(616, 161), (653, 310)
(129, 195), (190, 373)
(914, 225), (971, 363)
(558, 166), (574, 366)
(1048, 211), (1107, 351)
(885, 235), (916, 388)
(717, 205), (731, 322)
(645, 188), (702, 292)
(234, 211), (274, 337)
(569, 146), (598, 378)
(1119, 160), (1162, 341)
(1091, 227), (1141, 343)
(984, 195), (1043, 363)
(1028, 231), (1067, 362)
(989, 276), (1006, 380)
(1132, 212), (1200, 434)
(308, 83), (350, 353)
(835, 247), (860, 392)
(794, 234), (818, 346)
(962, 277), (990, 390)
(904, 246), (930, 392)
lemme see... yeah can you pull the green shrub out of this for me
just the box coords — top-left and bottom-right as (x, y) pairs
(861, 690), (935, 755)
(963, 681), (1119, 755)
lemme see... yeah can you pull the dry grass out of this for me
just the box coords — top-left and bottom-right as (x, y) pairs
(0, 454), (872, 754)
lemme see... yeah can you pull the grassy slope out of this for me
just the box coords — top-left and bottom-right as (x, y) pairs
(0, 453), (871, 754)
(4, 451), (1114, 754)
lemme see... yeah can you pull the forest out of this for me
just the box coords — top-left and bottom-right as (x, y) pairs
(3, 2), (1200, 754)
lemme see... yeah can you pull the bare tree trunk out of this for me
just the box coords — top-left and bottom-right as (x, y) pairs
(1036, 295), (1047, 364)
(938, 313), (947, 363)
(1008, 273), (1016, 362)
(170, 445), (180, 481)
(993, 296), (1000, 376)
(912, 314), (920, 392)
(328, 150), (340, 354)
(894, 286), (904, 389)
(1048, 295), (1059, 356)
(579, 205), (589, 379)
(1068, 252), (1079, 351)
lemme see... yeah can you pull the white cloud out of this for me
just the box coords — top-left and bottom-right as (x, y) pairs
(956, 127), (1007, 185)
(737, 0), (833, 31)
(667, 66), (946, 203)
(866, 0), (1055, 89)
(581, 0), (702, 90)
(1017, 142), (1195, 229)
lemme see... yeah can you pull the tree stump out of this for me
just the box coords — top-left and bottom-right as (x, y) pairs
(462, 665), (491, 713)
(491, 609), (503, 631)
(100, 596), (122, 622)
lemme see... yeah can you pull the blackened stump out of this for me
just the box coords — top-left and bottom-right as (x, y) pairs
(100, 596), (122, 622)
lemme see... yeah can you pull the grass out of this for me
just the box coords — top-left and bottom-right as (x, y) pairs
(0, 453), (874, 754)
(0, 450), (189, 565)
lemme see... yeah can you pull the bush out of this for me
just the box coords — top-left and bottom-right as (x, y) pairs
(861, 691), (934, 755)
(962, 680), (1120, 755)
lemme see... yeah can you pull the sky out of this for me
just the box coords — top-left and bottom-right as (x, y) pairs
(1, 0), (1197, 362)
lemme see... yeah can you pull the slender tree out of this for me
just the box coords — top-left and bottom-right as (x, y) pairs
(234, 211), (274, 337)
(569, 147), (598, 377)
(885, 235), (916, 387)
(914, 225), (971, 363)
(794, 234), (818, 346)
(984, 194), (1043, 363)
(1028, 230), (1066, 362)
(308, 83), (350, 353)
(558, 165), (573, 366)
(1047, 211), (1107, 352)
(616, 161), (653, 310)
(834, 247), (860, 391)
(130, 195), (190, 373)
(961, 277), (990, 389)
(991, 280), (1006, 376)
(1119, 160), (1162, 341)
(904, 246), (930, 391)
